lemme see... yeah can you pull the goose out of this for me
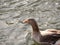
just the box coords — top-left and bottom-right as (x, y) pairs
(23, 18), (60, 45)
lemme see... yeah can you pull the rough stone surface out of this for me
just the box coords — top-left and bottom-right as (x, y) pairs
(0, 0), (60, 45)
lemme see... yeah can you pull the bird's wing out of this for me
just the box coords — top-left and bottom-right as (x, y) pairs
(45, 29), (60, 34)
(52, 34), (60, 38)
(40, 29), (60, 36)
(40, 31), (56, 36)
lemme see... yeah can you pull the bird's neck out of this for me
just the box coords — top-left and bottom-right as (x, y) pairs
(30, 21), (40, 33)
(30, 21), (43, 43)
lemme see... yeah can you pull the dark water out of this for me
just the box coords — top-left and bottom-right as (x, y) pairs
(0, 0), (60, 45)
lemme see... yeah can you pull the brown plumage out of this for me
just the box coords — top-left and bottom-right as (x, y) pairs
(23, 18), (60, 45)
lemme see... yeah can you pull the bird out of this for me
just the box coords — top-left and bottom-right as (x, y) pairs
(23, 18), (60, 45)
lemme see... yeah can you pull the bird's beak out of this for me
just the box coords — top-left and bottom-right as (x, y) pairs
(23, 19), (28, 23)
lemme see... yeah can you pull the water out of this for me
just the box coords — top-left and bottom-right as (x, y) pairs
(0, 0), (60, 45)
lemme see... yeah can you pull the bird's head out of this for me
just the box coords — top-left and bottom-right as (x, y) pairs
(23, 18), (36, 25)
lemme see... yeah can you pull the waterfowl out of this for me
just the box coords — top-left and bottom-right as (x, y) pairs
(23, 18), (60, 45)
